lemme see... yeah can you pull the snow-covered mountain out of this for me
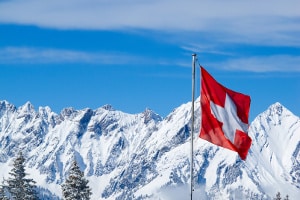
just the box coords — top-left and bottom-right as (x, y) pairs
(0, 100), (299, 199)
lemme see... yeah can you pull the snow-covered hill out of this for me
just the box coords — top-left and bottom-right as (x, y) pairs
(0, 100), (299, 199)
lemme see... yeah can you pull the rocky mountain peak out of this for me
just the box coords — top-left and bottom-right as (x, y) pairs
(0, 100), (299, 199)
(142, 108), (162, 124)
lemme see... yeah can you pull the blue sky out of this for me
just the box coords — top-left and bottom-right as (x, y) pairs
(0, 0), (299, 121)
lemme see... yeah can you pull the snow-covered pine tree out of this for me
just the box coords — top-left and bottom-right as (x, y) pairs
(0, 185), (5, 200)
(6, 151), (38, 200)
(274, 192), (281, 200)
(0, 179), (9, 200)
(61, 158), (92, 200)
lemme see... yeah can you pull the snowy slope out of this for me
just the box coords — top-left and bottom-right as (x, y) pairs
(0, 100), (299, 199)
(247, 103), (300, 199)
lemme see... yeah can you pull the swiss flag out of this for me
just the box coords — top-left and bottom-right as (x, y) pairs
(199, 67), (252, 160)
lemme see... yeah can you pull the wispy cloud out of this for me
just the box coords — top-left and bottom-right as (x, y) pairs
(181, 44), (234, 57)
(0, 46), (188, 67)
(1, 47), (299, 73)
(0, 47), (145, 65)
(209, 55), (300, 72)
(0, 0), (299, 46)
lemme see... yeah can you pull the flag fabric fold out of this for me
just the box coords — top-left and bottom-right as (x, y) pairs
(199, 66), (252, 160)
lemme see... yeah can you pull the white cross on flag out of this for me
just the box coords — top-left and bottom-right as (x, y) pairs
(199, 67), (252, 160)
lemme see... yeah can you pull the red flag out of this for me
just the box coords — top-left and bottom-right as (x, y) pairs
(200, 67), (252, 160)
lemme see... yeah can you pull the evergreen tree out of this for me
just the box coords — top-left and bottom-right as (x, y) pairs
(0, 179), (9, 200)
(0, 182), (5, 200)
(6, 151), (38, 200)
(284, 195), (289, 200)
(61, 159), (92, 200)
(274, 192), (281, 200)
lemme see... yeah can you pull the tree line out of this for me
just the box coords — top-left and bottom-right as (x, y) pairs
(0, 152), (92, 200)
(0, 152), (292, 199)
(274, 192), (289, 200)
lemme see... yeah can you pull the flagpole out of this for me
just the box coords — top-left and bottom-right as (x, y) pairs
(190, 53), (197, 200)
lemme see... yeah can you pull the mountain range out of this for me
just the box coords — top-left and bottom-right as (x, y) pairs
(0, 100), (299, 199)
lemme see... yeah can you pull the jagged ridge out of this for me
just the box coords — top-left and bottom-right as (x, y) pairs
(0, 100), (299, 199)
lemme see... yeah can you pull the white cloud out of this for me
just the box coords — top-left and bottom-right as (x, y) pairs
(1, 47), (299, 73)
(0, 0), (299, 46)
(181, 44), (234, 57)
(0, 47), (145, 65)
(0, 46), (186, 66)
(211, 55), (300, 72)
